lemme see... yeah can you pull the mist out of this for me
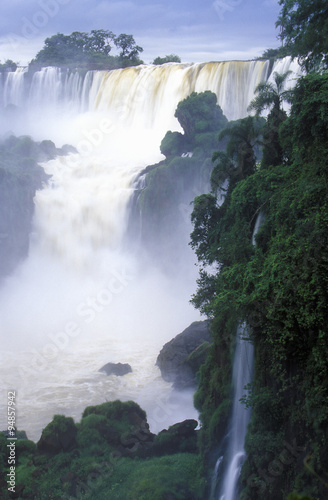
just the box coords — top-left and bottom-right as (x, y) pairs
(0, 64), (204, 441)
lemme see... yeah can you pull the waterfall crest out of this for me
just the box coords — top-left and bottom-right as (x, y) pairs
(1, 58), (300, 141)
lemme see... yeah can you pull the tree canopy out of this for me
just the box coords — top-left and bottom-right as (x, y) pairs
(248, 70), (294, 116)
(30, 30), (144, 70)
(160, 91), (228, 157)
(276, 0), (328, 71)
(174, 91), (228, 141)
(152, 54), (181, 65)
(0, 59), (17, 72)
(248, 70), (294, 168)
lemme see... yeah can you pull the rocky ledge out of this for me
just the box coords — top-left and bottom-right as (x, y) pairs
(156, 320), (212, 389)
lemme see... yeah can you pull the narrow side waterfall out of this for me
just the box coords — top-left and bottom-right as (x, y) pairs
(0, 59), (298, 442)
(218, 326), (254, 500)
(215, 212), (265, 499)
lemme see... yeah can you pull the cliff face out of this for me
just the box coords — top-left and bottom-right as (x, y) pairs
(0, 135), (73, 281)
(127, 91), (228, 274)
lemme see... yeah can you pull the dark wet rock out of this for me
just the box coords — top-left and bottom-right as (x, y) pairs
(156, 320), (212, 389)
(99, 362), (132, 376)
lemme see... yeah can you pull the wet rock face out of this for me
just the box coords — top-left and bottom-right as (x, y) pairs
(99, 362), (132, 376)
(156, 320), (212, 389)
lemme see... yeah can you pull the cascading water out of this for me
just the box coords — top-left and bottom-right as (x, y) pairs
(214, 212), (265, 500)
(218, 325), (254, 500)
(0, 59), (299, 442)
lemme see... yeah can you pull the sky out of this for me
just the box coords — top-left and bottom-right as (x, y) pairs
(0, 0), (282, 66)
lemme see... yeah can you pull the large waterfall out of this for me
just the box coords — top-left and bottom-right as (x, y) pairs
(0, 58), (299, 443)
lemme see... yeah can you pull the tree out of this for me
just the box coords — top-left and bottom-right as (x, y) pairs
(257, 47), (287, 60)
(0, 60), (17, 72)
(31, 32), (91, 67)
(248, 70), (294, 116)
(29, 30), (144, 70)
(280, 72), (328, 164)
(86, 29), (114, 55)
(248, 71), (294, 168)
(152, 54), (181, 65)
(114, 34), (143, 64)
(212, 116), (262, 190)
(276, 0), (328, 72)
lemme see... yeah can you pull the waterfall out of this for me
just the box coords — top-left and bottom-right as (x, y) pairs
(1, 60), (270, 143)
(218, 325), (254, 500)
(0, 59), (298, 442)
(215, 212), (265, 500)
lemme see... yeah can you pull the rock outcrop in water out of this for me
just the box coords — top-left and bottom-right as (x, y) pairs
(99, 362), (132, 376)
(156, 320), (212, 389)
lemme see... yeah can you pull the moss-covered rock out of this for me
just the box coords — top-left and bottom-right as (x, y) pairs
(37, 415), (77, 455)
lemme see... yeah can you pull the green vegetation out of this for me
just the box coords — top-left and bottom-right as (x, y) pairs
(0, 59), (17, 72)
(160, 91), (227, 158)
(0, 401), (206, 499)
(1, 2), (328, 498)
(257, 47), (287, 60)
(29, 30), (144, 70)
(152, 54), (181, 65)
(189, 45), (328, 500)
(173, 91), (228, 145)
(248, 69), (294, 168)
(276, 0), (328, 71)
(132, 91), (228, 271)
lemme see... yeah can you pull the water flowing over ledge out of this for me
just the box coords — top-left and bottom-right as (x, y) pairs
(0, 58), (301, 138)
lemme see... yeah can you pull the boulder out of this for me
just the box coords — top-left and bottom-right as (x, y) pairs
(151, 419), (198, 456)
(156, 320), (212, 389)
(81, 400), (155, 458)
(37, 415), (77, 455)
(99, 362), (132, 376)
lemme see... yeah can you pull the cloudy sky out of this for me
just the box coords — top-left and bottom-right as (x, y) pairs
(0, 0), (282, 66)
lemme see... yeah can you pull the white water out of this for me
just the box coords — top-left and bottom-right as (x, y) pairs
(218, 326), (254, 500)
(0, 59), (298, 442)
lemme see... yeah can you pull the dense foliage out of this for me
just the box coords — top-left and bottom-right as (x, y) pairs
(152, 54), (181, 65)
(0, 60), (17, 72)
(277, 0), (328, 71)
(190, 71), (328, 499)
(0, 401), (206, 499)
(29, 30), (144, 70)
